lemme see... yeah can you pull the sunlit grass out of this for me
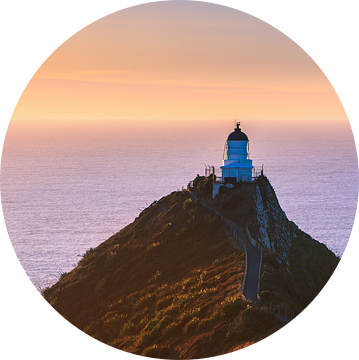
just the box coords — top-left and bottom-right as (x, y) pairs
(43, 189), (284, 358)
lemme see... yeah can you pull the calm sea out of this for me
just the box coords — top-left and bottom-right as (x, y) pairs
(1, 119), (357, 290)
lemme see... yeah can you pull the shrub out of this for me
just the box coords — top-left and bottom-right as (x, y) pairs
(198, 175), (214, 196)
(198, 313), (221, 332)
(142, 344), (160, 357)
(143, 317), (159, 332)
(136, 293), (155, 310)
(220, 296), (246, 318)
(235, 306), (282, 341)
(183, 198), (192, 210)
(146, 242), (161, 252)
(136, 330), (153, 348)
(184, 317), (200, 335)
(84, 320), (100, 336)
(161, 303), (180, 317)
(193, 175), (205, 191)
(78, 247), (94, 266)
(156, 315), (172, 331)
(95, 275), (108, 292)
(218, 185), (230, 197)
(178, 307), (201, 325)
(41, 287), (51, 297)
(83, 247), (94, 258)
(103, 313), (126, 336)
(120, 321), (135, 337)
(137, 315), (172, 349)
(157, 296), (173, 310)
(162, 321), (179, 337)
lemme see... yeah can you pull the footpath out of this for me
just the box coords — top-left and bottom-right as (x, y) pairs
(189, 190), (291, 324)
(189, 191), (261, 306)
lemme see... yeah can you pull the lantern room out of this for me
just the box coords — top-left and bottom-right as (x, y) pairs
(221, 122), (253, 183)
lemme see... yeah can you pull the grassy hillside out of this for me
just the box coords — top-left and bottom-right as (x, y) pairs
(192, 175), (258, 235)
(192, 175), (340, 319)
(43, 190), (283, 358)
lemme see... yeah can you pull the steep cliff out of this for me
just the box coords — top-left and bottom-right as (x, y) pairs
(253, 176), (339, 312)
(194, 175), (340, 314)
(253, 176), (298, 260)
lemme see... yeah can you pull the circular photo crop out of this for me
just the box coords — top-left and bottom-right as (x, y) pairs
(1, 1), (358, 359)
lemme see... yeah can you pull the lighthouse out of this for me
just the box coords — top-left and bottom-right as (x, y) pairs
(221, 122), (253, 183)
(203, 122), (256, 198)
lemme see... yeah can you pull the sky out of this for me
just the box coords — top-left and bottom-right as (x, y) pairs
(11, 1), (348, 123)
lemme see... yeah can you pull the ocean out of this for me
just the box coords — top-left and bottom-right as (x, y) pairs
(1, 119), (357, 290)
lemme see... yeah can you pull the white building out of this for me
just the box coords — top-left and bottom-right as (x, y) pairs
(210, 123), (255, 198)
(221, 122), (253, 183)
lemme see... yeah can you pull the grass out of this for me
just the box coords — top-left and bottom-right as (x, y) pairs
(220, 295), (247, 318)
(194, 175), (340, 321)
(43, 190), (284, 358)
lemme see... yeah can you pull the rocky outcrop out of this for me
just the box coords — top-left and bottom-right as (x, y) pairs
(187, 175), (339, 314)
(253, 176), (299, 263)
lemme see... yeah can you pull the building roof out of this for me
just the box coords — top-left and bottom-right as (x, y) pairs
(221, 162), (253, 168)
(227, 123), (248, 141)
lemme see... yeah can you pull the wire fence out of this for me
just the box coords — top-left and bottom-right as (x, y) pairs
(204, 165), (264, 181)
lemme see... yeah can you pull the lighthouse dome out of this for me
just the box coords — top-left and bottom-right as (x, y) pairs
(227, 123), (248, 141)
(220, 122), (253, 185)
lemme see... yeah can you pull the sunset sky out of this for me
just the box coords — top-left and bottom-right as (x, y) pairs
(11, 1), (347, 123)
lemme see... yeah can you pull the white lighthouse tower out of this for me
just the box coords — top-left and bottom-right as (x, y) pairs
(221, 122), (253, 183)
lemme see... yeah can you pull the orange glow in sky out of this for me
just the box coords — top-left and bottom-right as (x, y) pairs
(11, 2), (347, 122)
